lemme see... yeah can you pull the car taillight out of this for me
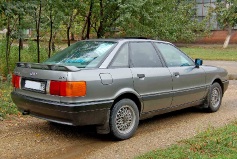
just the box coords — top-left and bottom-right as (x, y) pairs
(49, 81), (60, 96)
(49, 81), (86, 97)
(12, 74), (21, 88)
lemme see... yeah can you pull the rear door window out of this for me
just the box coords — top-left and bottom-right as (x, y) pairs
(130, 42), (163, 67)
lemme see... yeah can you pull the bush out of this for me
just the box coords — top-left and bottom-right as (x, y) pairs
(0, 38), (53, 77)
(0, 82), (18, 119)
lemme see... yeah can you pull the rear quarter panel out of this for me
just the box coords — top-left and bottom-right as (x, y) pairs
(61, 68), (136, 103)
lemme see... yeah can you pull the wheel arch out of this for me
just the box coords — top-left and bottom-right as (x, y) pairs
(112, 93), (143, 116)
(212, 78), (224, 95)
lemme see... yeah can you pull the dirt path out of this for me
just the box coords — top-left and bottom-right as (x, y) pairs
(1, 81), (237, 159)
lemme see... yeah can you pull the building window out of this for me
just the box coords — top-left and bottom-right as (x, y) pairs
(195, 0), (220, 30)
(195, 0), (237, 30)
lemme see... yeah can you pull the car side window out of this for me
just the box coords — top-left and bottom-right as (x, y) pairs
(110, 43), (129, 67)
(155, 43), (194, 67)
(130, 42), (162, 67)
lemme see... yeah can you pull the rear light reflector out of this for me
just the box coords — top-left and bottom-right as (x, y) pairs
(12, 75), (21, 88)
(49, 81), (86, 97)
(49, 81), (60, 95)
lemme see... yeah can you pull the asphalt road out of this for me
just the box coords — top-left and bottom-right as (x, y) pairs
(0, 80), (237, 159)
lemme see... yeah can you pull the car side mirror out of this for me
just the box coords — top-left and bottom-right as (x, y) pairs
(195, 59), (203, 68)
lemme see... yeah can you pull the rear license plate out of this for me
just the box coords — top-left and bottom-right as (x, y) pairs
(24, 80), (46, 92)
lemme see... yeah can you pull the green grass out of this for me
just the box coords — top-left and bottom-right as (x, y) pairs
(181, 46), (237, 61)
(0, 81), (18, 119)
(137, 122), (237, 159)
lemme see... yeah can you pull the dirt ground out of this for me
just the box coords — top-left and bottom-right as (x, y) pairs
(0, 81), (237, 159)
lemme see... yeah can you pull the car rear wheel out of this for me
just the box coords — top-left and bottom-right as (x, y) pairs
(110, 99), (139, 140)
(206, 82), (222, 112)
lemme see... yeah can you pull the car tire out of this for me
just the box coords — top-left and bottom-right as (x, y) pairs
(110, 99), (139, 140)
(206, 82), (223, 112)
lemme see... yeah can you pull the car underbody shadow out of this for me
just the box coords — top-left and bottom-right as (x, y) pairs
(47, 121), (115, 141)
(139, 105), (207, 127)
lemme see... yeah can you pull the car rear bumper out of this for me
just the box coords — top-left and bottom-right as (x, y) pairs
(11, 92), (113, 126)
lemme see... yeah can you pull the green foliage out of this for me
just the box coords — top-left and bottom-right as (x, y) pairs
(214, 0), (237, 29)
(0, 82), (18, 119)
(0, 1), (29, 39)
(0, 0), (209, 42)
(0, 38), (49, 76)
(137, 122), (237, 159)
(0, 39), (9, 76)
(28, 40), (48, 62)
(90, 0), (130, 38)
(119, 0), (206, 42)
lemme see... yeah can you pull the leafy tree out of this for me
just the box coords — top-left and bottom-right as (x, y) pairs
(57, 0), (81, 46)
(17, 1), (33, 61)
(20, 0), (44, 63)
(0, 0), (27, 74)
(213, 0), (237, 48)
(92, 0), (128, 38)
(44, 0), (64, 57)
(83, 0), (94, 39)
(34, 0), (42, 63)
(119, 0), (205, 42)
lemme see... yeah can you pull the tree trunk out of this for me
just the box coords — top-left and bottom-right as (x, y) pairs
(48, 8), (53, 58)
(81, 17), (88, 40)
(6, 17), (10, 74)
(52, 32), (57, 52)
(18, 15), (23, 62)
(36, 0), (42, 63)
(223, 26), (232, 49)
(67, 25), (71, 46)
(18, 38), (23, 62)
(86, 0), (94, 39)
(97, 0), (104, 38)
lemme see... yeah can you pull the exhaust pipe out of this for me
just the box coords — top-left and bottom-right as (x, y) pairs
(22, 110), (30, 115)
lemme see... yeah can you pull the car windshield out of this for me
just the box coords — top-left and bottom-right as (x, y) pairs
(44, 41), (117, 68)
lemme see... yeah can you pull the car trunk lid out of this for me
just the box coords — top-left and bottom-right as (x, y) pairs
(13, 62), (81, 102)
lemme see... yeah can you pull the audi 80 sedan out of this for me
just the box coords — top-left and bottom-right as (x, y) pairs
(11, 38), (229, 140)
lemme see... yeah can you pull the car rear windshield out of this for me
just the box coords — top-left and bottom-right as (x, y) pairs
(44, 41), (117, 68)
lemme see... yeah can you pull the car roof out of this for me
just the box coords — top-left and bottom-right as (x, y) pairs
(83, 38), (173, 45)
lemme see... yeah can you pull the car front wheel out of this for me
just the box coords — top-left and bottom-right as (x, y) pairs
(206, 82), (223, 112)
(110, 99), (139, 140)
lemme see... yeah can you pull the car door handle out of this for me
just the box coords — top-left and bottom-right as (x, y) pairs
(173, 72), (180, 77)
(137, 74), (145, 78)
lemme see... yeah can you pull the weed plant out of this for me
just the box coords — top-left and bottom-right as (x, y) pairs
(0, 38), (57, 77)
(0, 81), (18, 119)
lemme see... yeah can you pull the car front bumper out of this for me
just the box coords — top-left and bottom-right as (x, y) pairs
(11, 92), (113, 126)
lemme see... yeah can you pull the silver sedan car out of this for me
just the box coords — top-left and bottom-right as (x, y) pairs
(11, 38), (229, 140)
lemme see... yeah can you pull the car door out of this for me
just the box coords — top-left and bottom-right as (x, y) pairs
(129, 42), (173, 113)
(154, 42), (206, 107)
